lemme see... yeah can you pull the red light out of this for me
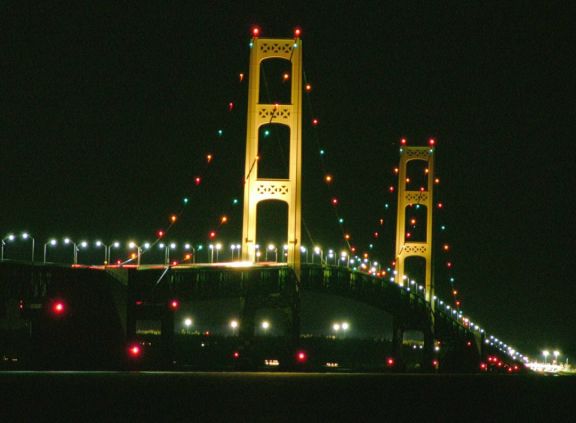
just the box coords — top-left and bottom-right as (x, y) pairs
(466, 341), (472, 347)
(437, 202), (443, 209)
(294, 28), (301, 37)
(252, 27), (260, 37)
(135, 300), (143, 306)
(128, 343), (141, 358)
(331, 198), (338, 206)
(233, 351), (240, 359)
(386, 357), (395, 367)
(195, 177), (202, 186)
(400, 138), (407, 145)
(228, 101), (234, 111)
(296, 351), (307, 363)
(312, 118), (319, 126)
(432, 359), (439, 368)
(157, 230), (164, 238)
(429, 138), (436, 146)
(209, 231), (216, 239)
(51, 300), (66, 315)
(480, 363), (487, 370)
(389, 186), (394, 193)
(305, 83), (312, 92)
(169, 299), (179, 310)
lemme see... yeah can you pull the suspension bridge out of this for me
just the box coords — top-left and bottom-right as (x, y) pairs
(0, 30), (527, 373)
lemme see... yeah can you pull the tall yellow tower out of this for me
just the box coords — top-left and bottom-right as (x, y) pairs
(241, 32), (302, 277)
(395, 145), (435, 305)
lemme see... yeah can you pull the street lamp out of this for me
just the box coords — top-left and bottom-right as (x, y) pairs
(230, 319), (239, 335)
(553, 350), (560, 364)
(95, 241), (120, 265)
(267, 244), (277, 262)
(327, 250), (335, 265)
(209, 244), (214, 263)
(542, 350), (550, 364)
(21, 232), (35, 262)
(128, 241), (142, 266)
(230, 244), (241, 261)
(313, 246), (323, 264)
(184, 243), (196, 263)
(215, 243), (222, 262)
(43, 239), (57, 263)
(1, 234), (15, 261)
(63, 238), (78, 265)
(261, 320), (270, 333)
(339, 251), (349, 268)
(300, 246), (308, 264)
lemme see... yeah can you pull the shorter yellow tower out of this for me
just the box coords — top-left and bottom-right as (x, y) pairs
(395, 145), (435, 306)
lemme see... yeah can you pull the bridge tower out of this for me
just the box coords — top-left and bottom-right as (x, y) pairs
(241, 32), (302, 277)
(394, 145), (435, 305)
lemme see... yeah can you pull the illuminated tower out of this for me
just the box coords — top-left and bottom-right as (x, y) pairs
(241, 31), (302, 276)
(394, 144), (435, 305)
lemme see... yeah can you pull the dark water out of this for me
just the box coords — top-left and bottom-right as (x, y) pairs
(1, 372), (575, 422)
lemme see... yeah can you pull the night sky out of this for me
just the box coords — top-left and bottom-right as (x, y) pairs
(1, 2), (574, 359)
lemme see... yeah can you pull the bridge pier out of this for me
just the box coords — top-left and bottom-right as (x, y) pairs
(392, 316), (436, 372)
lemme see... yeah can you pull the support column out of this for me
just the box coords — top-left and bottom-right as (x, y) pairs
(394, 146), (435, 308)
(241, 34), (302, 279)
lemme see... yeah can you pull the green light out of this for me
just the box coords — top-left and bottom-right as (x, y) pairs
(384, 203), (389, 209)
(217, 129), (223, 136)
(441, 225), (446, 230)
(183, 198), (189, 205)
(319, 149), (325, 156)
(338, 218), (344, 224)
(232, 198), (239, 205)
(369, 244), (374, 249)
(264, 129), (270, 137)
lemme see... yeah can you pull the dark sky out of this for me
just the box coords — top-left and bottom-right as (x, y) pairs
(1, 2), (574, 359)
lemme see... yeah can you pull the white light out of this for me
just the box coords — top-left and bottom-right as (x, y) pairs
(333, 323), (341, 332)
(268, 244), (275, 251)
(22, 233), (29, 239)
(230, 320), (239, 329)
(113, 242), (120, 248)
(170, 243), (176, 249)
(128, 241), (136, 249)
(80, 241), (88, 248)
(341, 322), (349, 331)
(184, 243), (191, 249)
(261, 320), (270, 330)
(50, 239), (57, 246)
(95, 241), (102, 247)
(144, 242), (150, 249)
(183, 318), (193, 327)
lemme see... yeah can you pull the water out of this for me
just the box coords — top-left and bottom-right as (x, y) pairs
(1, 371), (574, 422)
